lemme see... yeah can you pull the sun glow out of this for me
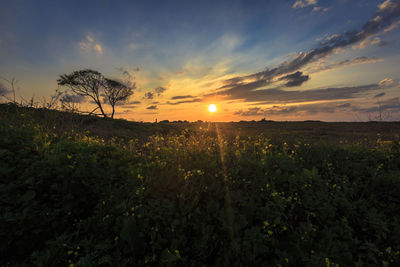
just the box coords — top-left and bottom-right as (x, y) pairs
(208, 104), (217, 113)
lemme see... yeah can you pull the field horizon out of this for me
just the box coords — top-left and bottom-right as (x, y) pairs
(1, 103), (400, 266)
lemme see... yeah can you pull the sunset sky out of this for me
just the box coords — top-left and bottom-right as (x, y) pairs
(1, 0), (400, 122)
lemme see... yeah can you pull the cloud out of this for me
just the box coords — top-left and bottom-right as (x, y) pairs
(379, 0), (397, 11)
(309, 56), (383, 73)
(116, 67), (138, 89)
(120, 105), (138, 109)
(171, 95), (194, 100)
(379, 78), (395, 86)
(93, 44), (103, 54)
(383, 20), (400, 33)
(234, 107), (264, 116)
(0, 82), (11, 96)
(146, 105), (158, 110)
(78, 34), (103, 55)
(154, 86), (166, 96)
(292, 0), (317, 9)
(278, 71), (310, 87)
(374, 92), (386, 98)
(215, 1), (400, 101)
(235, 102), (354, 117)
(143, 86), (167, 100)
(61, 93), (85, 103)
(353, 97), (400, 114)
(312, 6), (329, 14)
(352, 37), (388, 49)
(144, 92), (154, 99)
(219, 84), (380, 104)
(166, 98), (202, 105)
(234, 98), (400, 119)
(115, 100), (141, 106)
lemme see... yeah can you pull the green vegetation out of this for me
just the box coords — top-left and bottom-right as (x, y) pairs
(1, 103), (400, 266)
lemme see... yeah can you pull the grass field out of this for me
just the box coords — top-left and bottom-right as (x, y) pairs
(1, 103), (400, 266)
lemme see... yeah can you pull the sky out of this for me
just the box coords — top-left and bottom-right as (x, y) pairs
(1, 0), (400, 122)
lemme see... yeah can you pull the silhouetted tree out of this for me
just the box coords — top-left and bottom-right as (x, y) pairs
(57, 69), (133, 118)
(103, 78), (133, 118)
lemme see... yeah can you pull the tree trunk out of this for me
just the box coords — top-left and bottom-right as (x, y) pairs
(111, 105), (115, 119)
(96, 99), (107, 118)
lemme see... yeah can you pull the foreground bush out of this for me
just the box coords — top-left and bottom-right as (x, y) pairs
(1, 117), (400, 266)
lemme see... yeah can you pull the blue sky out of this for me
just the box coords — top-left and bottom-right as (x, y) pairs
(1, 0), (400, 121)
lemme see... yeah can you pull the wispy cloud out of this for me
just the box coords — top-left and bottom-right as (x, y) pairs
(61, 93), (85, 103)
(154, 86), (166, 96)
(383, 20), (400, 33)
(116, 67), (139, 89)
(0, 82), (11, 97)
(78, 34), (103, 55)
(166, 98), (202, 105)
(278, 71), (310, 87)
(214, 1), (400, 103)
(353, 97), (400, 114)
(374, 92), (386, 98)
(234, 96), (400, 119)
(312, 6), (329, 14)
(352, 37), (388, 49)
(146, 105), (158, 110)
(308, 56), (383, 73)
(234, 102), (352, 117)
(379, 77), (395, 87)
(171, 95), (194, 100)
(143, 86), (167, 100)
(292, 0), (317, 9)
(223, 84), (380, 104)
(144, 92), (154, 99)
(379, 0), (397, 11)
(115, 100), (141, 107)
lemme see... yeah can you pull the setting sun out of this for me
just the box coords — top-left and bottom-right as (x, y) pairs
(208, 104), (217, 113)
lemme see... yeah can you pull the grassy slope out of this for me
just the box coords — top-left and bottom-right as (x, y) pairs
(1, 103), (400, 266)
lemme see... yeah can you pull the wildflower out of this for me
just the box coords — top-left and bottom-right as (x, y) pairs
(325, 258), (330, 267)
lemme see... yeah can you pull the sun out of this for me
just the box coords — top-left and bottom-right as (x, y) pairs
(208, 104), (217, 113)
